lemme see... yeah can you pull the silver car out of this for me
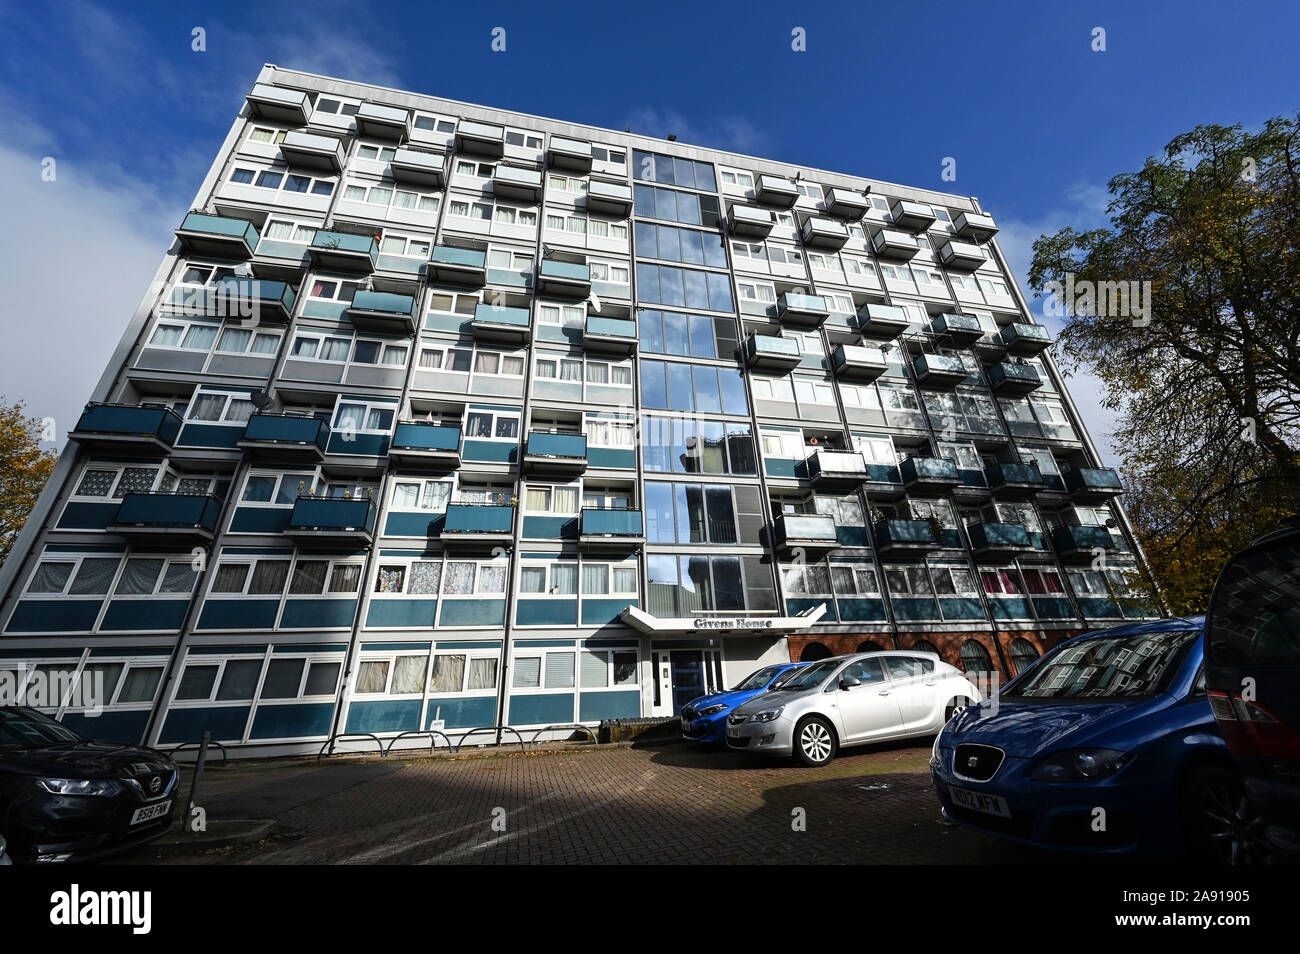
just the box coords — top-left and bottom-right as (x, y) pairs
(725, 651), (983, 766)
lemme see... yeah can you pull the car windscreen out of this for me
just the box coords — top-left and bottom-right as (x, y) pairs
(0, 707), (84, 747)
(1208, 535), (1300, 666)
(1003, 630), (1199, 700)
(732, 666), (783, 692)
(773, 660), (839, 691)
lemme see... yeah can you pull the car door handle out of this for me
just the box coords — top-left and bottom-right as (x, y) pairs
(924, 678), (937, 686)
(877, 690), (891, 696)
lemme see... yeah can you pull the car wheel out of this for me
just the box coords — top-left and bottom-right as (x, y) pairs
(944, 697), (973, 722)
(1178, 764), (1270, 864)
(793, 716), (837, 768)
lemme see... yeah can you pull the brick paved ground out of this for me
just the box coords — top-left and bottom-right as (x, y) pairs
(126, 740), (1105, 865)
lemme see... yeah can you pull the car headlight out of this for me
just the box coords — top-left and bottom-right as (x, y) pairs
(749, 707), (783, 724)
(931, 733), (943, 764)
(1029, 748), (1132, 782)
(697, 704), (727, 717)
(37, 777), (123, 797)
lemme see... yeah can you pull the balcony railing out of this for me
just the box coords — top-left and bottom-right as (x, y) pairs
(966, 522), (1034, 559)
(799, 216), (850, 250)
(583, 315), (638, 354)
(585, 179), (633, 217)
(472, 303), (531, 342)
(390, 422), (462, 464)
(547, 135), (593, 172)
(745, 333), (802, 371)
(890, 200), (937, 232)
(109, 493), (222, 540)
(987, 361), (1042, 395)
(777, 292), (830, 328)
(349, 290), (417, 335)
(580, 508), (645, 546)
(355, 101), (409, 140)
(239, 413), (330, 460)
(443, 503), (514, 539)
(755, 174), (799, 207)
(429, 245), (487, 286)
(524, 432), (587, 473)
(246, 83), (310, 124)
(855, 303), (910, 339)
(537, 259), (591, 298)
(493, 165), (544, 202)
(172, 277), (296, 323)
(804, 450), (869, 491)
(832, 344), (888, 381)
(279, 130), (345, 171)
(175, 212), (259, 259)
(954, 211), (999, 242)
(984, 461), (1044, 496)
(390, 148), (446, 187)
(775, 513), (839, 550)
(938, 240), (986, 271)
(912, 353), (969, 388)
(309, 231), (379, 272)
(285, 495), (378, 543)
(900, 456), (961, 493)
(456, 120), (505, 157)
(930, 312), (983, 345)
(871, 228), (919, 260)
(1051, 524), (1115, 558)
(1000, 322), (1053, 355)
(71, 403), (183, 450)
(1063, 467), (1125, 501)
(726, 204), (776, 237)
(825, 188), (868, 219)
(873, 519), (940, 555)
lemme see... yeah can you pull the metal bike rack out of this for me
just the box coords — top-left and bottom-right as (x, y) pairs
(526, 724), (598, 747)
(451, 726), (528, 753)
(316, 733), (385, 761)
(166, 740), (230, 765)
(383, 730), (454, 756)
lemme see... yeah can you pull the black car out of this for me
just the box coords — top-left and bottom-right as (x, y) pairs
(1205, 521), (1300, 863)
(0, 707), (178, 863)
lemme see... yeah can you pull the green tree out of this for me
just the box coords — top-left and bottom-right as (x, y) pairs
(1028, 116), (1300, 614)
(0, 399), (58, 571)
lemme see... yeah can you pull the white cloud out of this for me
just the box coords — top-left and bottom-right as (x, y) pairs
(0, 135), (176, 446)
(622, 107), (772, 157)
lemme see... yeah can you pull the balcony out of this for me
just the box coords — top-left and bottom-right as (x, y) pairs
(524, 431), (588, 475)
(871, 228), (919, 261)
(755, 174), (800, 208)
(777, 292), (830, 328)
(873, 520), (940, 558)
(237, 413), (330, 463)
(175, 213), (259, 259)
(804, 449), (869, 493)
(585, 179), (633, 217)
(774, 514), (839, 553)
(900, 456), (961, 495)
(308, 231), (379, 273)
(745, 333), (802, 372)
(284, 495), (377, 547)
(967, 522), (1036, 560)
(348, 290), (417, 335)
(954, 211), (999, 242)
(537, 259), (591, 299)
(987, 361), (1042, 395)
(726, 205), (775, 238)
(69, 403), (182, 453)
(984, 461), (1045, 498)
(825, 188), (869, 219)
(429, 245), (487, 286)
(832, 343), (888, 382)
(547, 136), (593, 172)
(389, 422), (462, 467)
(890, 200), (937, 232)
(912, 353), (969, 388)
(800, 216), (850, 250)
(938, 240), (987, 271)
(107, 493), (221, 544)
(1052, 524), (1116, 562)
(355, 101), (409, 140)
(455, 119), (505, 157)
(579, 508), (645, 550)
(930, 312), (984, 346)
(246, 83), (310, 125)
(183, 277), (295, 323)
(390, 147), (446, 188)
(1000, 322), (1053, 356)
(1064, 467), (1125, 503)
(442, 503), (514, 544)
(279, 130), (345, 172)
(471, 303), (531, 343)
(854, 303), (910, 340)
(583, 315), (638, 355)
(493, 165), (544, 203)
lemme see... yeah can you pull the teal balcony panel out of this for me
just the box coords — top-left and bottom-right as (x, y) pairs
(524, 431), (587, 475)
(176, 212), (259, 259)
(874, 520), (940, 558)
(984, 461), (1044, 497)
(429, 245), (488, 287)
(108, 493), (221, 543)
(442, 503), (514, 542)
(966, 522), (1035, 560)
(308, 231), (379, 273)
(1052, 524), (1116, 561)
(775, 513), (840, 552)
(583, 315), (637, 355)
(537, 259), (592, 299)
(238, 413), (330, 462)
(285, 495), (377, 546)
(579, 508), (645, 549)
(390, 422), (462, 466)
(349, 290), (417, 335)
(777, 292), (830, 328)
(1000, 322), (1053, 355)
(1063, 467), (1125, 502)
(745, 333), (801, 372)
(472, 303), (531, 343)
(70, 403), (182, 452)
(900, 456), (961, 494)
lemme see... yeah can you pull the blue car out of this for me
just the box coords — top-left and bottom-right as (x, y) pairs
(681, 663), (808, 744)
(931, 617), (1241, 858)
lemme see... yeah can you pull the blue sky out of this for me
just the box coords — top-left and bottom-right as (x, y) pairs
(1, 0), (1297, 463)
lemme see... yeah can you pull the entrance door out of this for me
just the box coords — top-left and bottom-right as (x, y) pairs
(670, 651), (707, 715)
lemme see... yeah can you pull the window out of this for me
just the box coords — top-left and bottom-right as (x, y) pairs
(634, 222), (728, 268)
(1010, 638), (1041, 676)
(241, 471), (310, 507)
(929, 565), (979, 596)
(112, 557), (199, 597)
(214, 327), (281, 357)
(959, 640), (995, 676)
(356, 142), (398, 162)
(229, 164), (334, 197)
(580, 650), (639, 689)
(306, 277), (360, 303)
(511, 650), (577, 690)
(428, 652), (499, 694)
(332, 398), (396, 435)
(719, 168), (754, 189)
(737, 279), (777, 304)
(315, 98), (360, 116)
(547, 173), (587, 194)
(588, 259), (630, 285)
(641, 416), (755, 476)
(795, 182), (824, 202)
(646, 553), (773, 615)
(416, 344), (474, 372)
(441, 560), (509, 596)
(633, 184), (721, 228)
(147, 318), (222, 353)
(373, 560), (443, 595)
(637, 310), (736, 360)
(537, 302), (585, 329)
(518, 561), (579, 596)
(175, 657), (265, 703)
(632, 151), (717, 192)
(456, 159), (495, 178)
(413, 112), (456, 133)
(524, 483), (580, 514)
(639, 359), (747, 414)
(585, 416), (635, 449)
(259, 657), (341, 700)
(187, 389), (256, 425)
(978, 276), (1009, 297)
(25, 555), (121, 597)
(379, 233), (432, 260)
(448, 199), (494, 221)
(389, 478), (453, 513)
(490, 205), (538, 228)
(343, 180), (441, 214)
(463, 409), (520, 441)
(644, 482), (737, 545)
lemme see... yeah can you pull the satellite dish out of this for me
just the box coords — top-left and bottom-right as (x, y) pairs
(250, 390), (275, 411)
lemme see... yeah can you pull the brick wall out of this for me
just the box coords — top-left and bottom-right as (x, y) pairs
(786, 628), (1083, 680)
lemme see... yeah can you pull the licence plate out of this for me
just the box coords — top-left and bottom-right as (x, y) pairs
(680, 718), (690, 733)
(130, 801), (172, 826)
(727, 725), (741, 738)
(949, 786), (1010, 818)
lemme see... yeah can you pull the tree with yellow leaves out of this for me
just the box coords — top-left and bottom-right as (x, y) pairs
(0, 399), (58, 571)
(1029, 117), (1300, 614)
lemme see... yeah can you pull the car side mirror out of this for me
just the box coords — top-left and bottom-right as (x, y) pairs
(839, 676), (860, 691)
